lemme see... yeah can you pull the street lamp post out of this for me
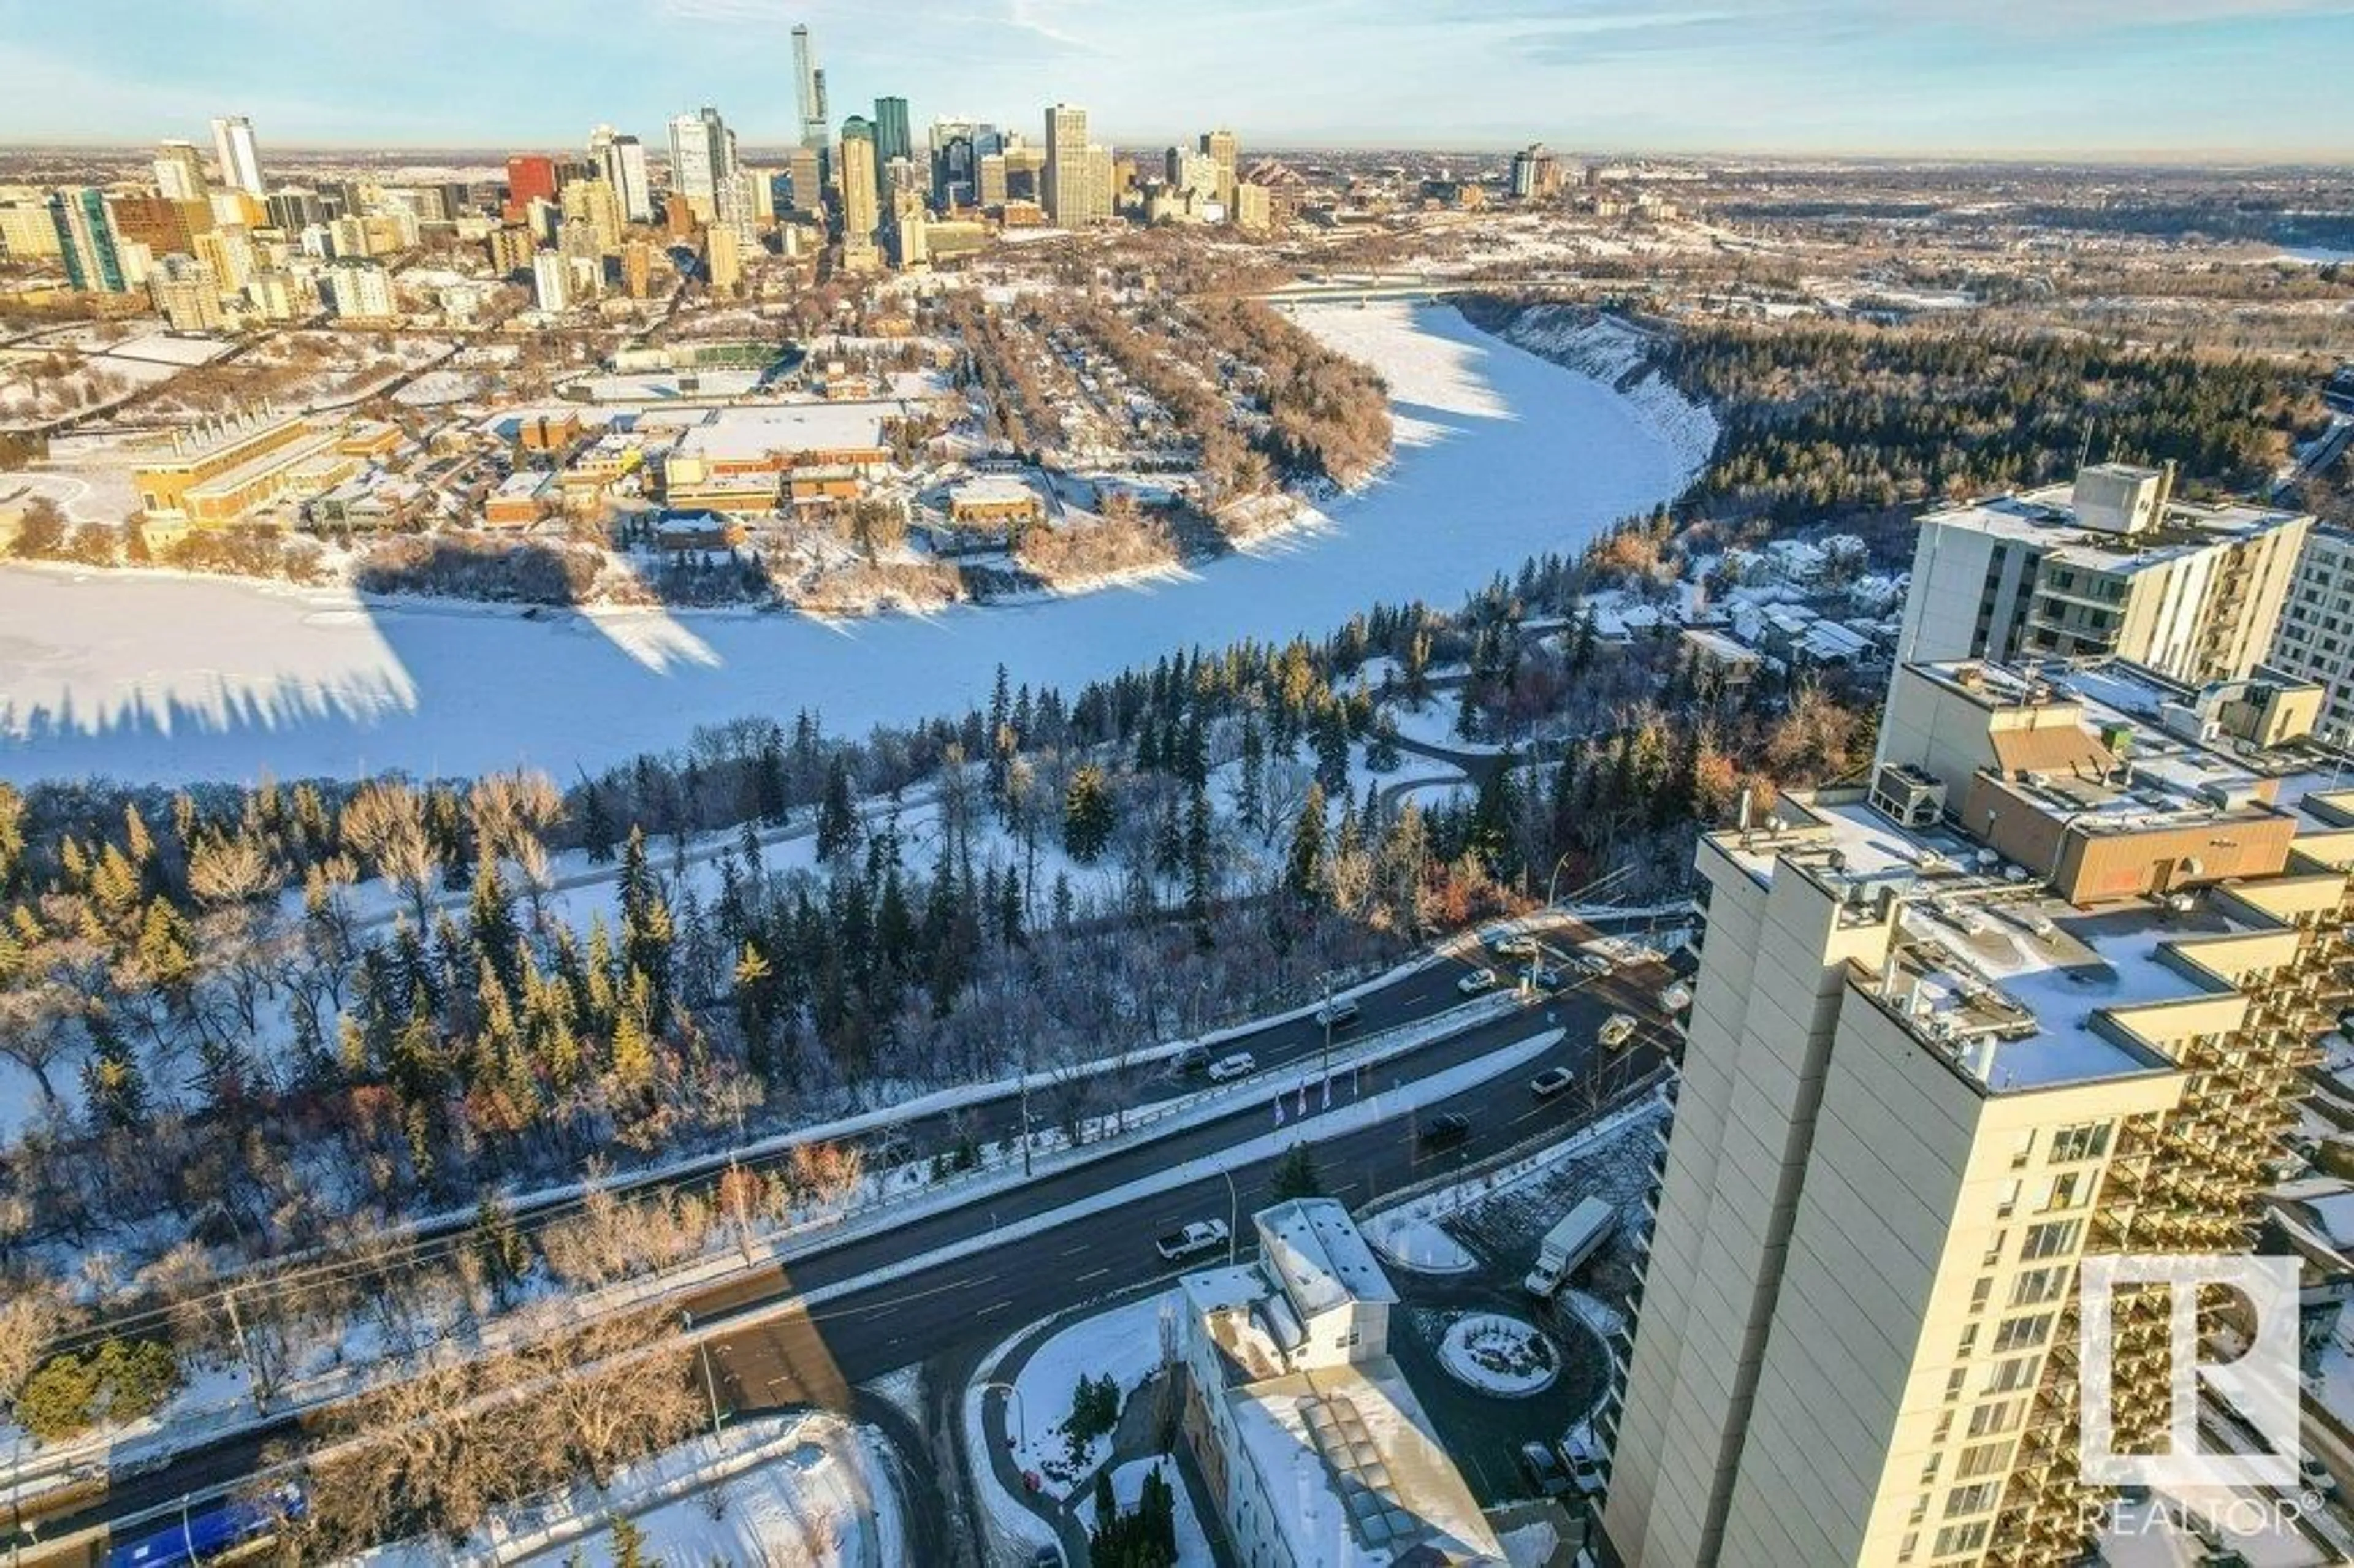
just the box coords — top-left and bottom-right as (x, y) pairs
(985, 1380), (1028, 1450)
(1222, 1166), (1241, 1265)
(1320, 973), (1335, 1088)
(699, 1341), (726, 1439)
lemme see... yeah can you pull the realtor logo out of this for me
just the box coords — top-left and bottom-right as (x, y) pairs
(2078, 1254), (2301, 1490)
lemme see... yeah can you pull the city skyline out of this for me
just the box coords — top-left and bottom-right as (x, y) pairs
(2, 1), (2350, 159)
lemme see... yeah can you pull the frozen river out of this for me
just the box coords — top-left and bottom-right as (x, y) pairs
(0, 304), (1710, 787)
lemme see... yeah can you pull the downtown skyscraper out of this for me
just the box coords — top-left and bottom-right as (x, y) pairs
(791, 25), (829, 151)
(209, 115), (264, 199)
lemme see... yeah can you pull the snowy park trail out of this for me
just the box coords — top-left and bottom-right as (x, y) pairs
(0, 305), (1702, 787)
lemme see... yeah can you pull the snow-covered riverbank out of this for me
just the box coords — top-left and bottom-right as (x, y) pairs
(0, 303), (1703, 787)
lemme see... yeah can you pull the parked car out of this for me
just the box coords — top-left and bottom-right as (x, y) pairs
(1529, 1065), (1575, 1098)
(1599, 1013), (1639, 1052)
(1518, 1441), (1573, 1498)
(1458, 967), (1498, 995)
(1206, 1051), (1257, 1083)
(1316, 997), (1362, 1029)
(1559, 1431), (1607, 1495)
(1155, 1219), (1232, 1262)
(2302, 1455), (2337, 1496)
(1418, 1112), (1471, 1151)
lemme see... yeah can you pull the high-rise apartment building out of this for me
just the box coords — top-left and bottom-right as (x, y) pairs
(1043, 103), (1094, 226)
(209, 115), (265, 198)
(1604, 653), (2350, 1565)
(1895, 464), (2312, 689)
(327, 259), (395, 320)
(977, 152), (1009, 208)
(1233, 181), (1271, 234)
(1510, 143), (1563, 199)
(836, 118), (880, 270)
(2264, 526), (2354, 740)
(504, 155), (558, 223)
(591, 126), (653, 225)
(154, 142), (208, 202)
(706, 223), (742, 296)
(561, 177), (623, 254)
(622, 236), (653, 300)
(530, 248), (569, 313)
(148, 253), (224, 332)
(1200, 127), (1238, 211)
(791, 25), (829, 150)
(783, 146), (821, 213)
(107, 192), (208, 262)
(666, 107), (733, 219)
(48, 188), (125, 292)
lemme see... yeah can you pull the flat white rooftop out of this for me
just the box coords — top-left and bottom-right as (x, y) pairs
(669, 402), (891, 462)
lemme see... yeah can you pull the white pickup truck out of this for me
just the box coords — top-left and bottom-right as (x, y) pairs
(1156, 1219), (1232, 1262)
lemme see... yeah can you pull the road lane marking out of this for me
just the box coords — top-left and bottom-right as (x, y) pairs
(978, 1298), (1015, 1315)
(1076, 1266), (1110, 1282)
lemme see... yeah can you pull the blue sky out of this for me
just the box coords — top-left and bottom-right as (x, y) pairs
(1, 0), (2350, 157)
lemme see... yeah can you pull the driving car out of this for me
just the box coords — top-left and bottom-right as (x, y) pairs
(1205, 1051), (1257, 1081)
(1315, 997), (1362, 1029)
(1418, 1112), (1471, 1150)
(1529, 1065), (1575, 1098)
(1457, 967), (1498, 995)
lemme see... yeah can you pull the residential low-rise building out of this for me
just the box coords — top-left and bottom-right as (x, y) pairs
(1178, 1199), (1505, 1567)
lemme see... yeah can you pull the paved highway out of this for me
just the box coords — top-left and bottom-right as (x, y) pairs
(18, 928), (1672, 1563)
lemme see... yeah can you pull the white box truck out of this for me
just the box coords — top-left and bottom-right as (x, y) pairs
(1524, 1196), (1618, 1296)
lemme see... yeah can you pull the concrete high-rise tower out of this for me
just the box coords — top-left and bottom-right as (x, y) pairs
(592, 126), (652, 225)
(210, 116), (265, 199)
(154, 142), (208, 202)
(1043, 102), (1092, 226)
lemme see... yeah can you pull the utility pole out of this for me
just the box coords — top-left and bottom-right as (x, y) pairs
(1222, 1166), (1240, 1266)
(1320, 973), (1334, 1089)
(223, 1288), (264, 1414)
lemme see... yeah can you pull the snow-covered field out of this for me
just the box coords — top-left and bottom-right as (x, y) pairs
(1078, 1456), (1213, 1567)
(0, 304), (1702, 786)
(362, 1411), (907, 1567)
(1002, 1292), (1178, 1499)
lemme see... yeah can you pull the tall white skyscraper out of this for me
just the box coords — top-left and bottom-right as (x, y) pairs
(668, 113), (717, 210)
(209, 115), (264, 199)
(792, 25), (829, 150)
(592, 126), (652, 225)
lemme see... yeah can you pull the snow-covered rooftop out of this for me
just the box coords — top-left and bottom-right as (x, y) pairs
(1227, 1360), (1503, 1567)
(1257, 1199), (1398, 1319)
(670, 403), (892, 462)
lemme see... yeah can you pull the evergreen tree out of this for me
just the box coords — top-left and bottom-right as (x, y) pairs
(1270, 1142), (1323, 1200)
(579, 785), (617, 865)
(1063, 766), (1116, 864)
(817, 757), (860, 862)
(1286, 783), (1328, 904)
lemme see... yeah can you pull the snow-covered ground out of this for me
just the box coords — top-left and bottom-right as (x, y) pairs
(1078, 1456), (1213, 1567)
(360, 1412), (907, 1567)
(1002, 1292), (1178, 1499)
(0, 304), (1702, 786)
